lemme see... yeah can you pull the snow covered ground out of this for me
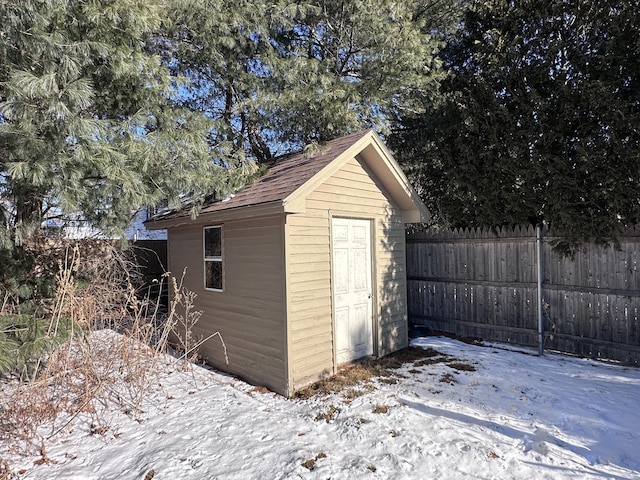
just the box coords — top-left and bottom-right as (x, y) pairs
(4, 336), (640, 480)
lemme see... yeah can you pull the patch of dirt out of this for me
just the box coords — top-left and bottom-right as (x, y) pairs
(344, 388), (366, 400)
(247, 386), (271, 395)
(302, 452), (326, 471)
(414, 357), (451, 367)
(427, 330), (484, 345)
(301, 458), (316, 470)
(448, 362), (477, 372)
(372, 404), (389, 414)
(439, 373), (457, 384)
(295, 347), (444, 399)
(379, 377), (399, 385)
(314, 405), (339, 423)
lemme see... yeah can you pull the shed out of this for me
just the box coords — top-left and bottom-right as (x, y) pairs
(146, 130), (429, 396)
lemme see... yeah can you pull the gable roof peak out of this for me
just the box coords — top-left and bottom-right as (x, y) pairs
(146, 129), (429, 228)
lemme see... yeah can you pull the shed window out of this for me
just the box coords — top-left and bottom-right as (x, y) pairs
(204, 226), (223, 291)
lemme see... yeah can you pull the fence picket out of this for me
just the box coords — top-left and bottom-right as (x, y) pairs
(407, 227), (640, 365)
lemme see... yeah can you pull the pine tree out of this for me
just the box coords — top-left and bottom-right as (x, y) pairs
(0, 0), (249, 297)
(162, 0), (449, 162)
(1, 0), (453, 298)
(392, 0), (640, 252)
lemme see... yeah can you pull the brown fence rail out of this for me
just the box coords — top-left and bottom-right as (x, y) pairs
(406, 225), (640, 365)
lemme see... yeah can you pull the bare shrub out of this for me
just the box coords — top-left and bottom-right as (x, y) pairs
(0, 243), (221, 455)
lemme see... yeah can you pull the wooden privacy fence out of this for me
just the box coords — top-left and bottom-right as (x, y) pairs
(131, 240), (168, 306)
(406, 225), (640, 365)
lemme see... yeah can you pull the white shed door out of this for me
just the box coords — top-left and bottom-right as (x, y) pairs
(332, 217), (373, 364)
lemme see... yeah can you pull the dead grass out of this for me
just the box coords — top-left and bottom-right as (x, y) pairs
(439, 373), (457, 384)
(301, 458), (316, 470)
(248, 386), (271, 395)
(0, 246), (218, 455)
(0, 459), (11, 480)
(372, 404), (389, 414)
(295, 347), (444, 399)
(344, 388), (367, 400)
(448, 361), (477, 372)
(379, 377), (399, 385)
(302, 451), (327, 471)
(414, 357), (451, 367)
(428, 330), (483, 346)
(314, 404), (340, 423)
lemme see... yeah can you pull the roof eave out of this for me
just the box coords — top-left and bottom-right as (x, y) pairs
(403, 208), (429, 224)
(284, 130), (430, 223)
(361, 135), (430, 223)
(145, 200), (289, 229)
(282, 130), (375, 209)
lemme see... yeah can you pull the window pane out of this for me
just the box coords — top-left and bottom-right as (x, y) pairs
(204, 227), (221, 257)
(205, 260), (222, 290)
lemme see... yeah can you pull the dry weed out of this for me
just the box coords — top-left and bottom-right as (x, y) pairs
(248, 386), (270, 395)
(314, 404), (340, 423)
(301, 458), (316, 470)
(448, 361), (477, 372)
(379, 377), (399, 385)
(344, 388), (366, 400)
(372, 404), (389, 414)
(295, 347), (445, 399)
(414, 357), (450, 367)
(302, 452), (326, 471)
(0, 458), (12, 480)
(439, 373), (457, 384)
(0, 245), (217, 455)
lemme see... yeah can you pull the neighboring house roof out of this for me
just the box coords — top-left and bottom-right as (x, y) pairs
(146, 129), (429, 229)
(40, 209), (167, 240)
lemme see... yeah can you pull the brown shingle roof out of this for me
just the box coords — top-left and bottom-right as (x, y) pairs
(154, 130), (371, 222)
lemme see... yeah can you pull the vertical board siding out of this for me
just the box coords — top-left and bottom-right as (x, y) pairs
(407, 226), (640, 365)
(288, 156), (409, 390)
(168, 216), (287, 394)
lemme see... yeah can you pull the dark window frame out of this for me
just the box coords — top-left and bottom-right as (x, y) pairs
(203, 225), (223, 291)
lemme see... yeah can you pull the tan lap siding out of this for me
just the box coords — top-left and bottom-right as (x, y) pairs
(286, 211), (333, 386)
(168, 216), (287, 394)
(377, 218), (408, 355)
(287, 156), (409, 389)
